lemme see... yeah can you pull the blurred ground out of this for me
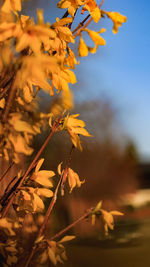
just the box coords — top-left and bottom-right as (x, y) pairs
(62, 215), (150, 267)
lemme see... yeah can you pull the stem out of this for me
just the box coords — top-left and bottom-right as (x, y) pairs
(2, 76), (16, 123)
(73, 0), (105, 37)
(0, 162), (14, 182)
(50, 208), (93, 241)
(24, 144), (75, 267)
(1, 116), (62, 218)
(61, 10), (69, 19)
(0, 82), (12, 101)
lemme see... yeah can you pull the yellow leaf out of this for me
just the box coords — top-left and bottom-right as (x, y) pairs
(21, 190), (31, 201)
(0, 22), (21, 42)
(78, 36), (88, 57)
(104, 11), (127, 34)
(64, 69), (77, 84)
(57, 162), (63, 175)
(9, 133), (33, 155)
(68, 168), (85, 193)
(33, 193), (45, 211)
(91, 214), (96, 226)
(0, 218), (15, 236)
(23, 83), (33, 103)
(83, 1), (101, 23)
(0, 98), (5, 109)
(32, 170), (55, 187)
(40, 251), (48, 264)
(35, 158), (44, 172)
(110, 211), (124, 216)
(48, 247), (57, 265)
(9, 117), (36, 135)
(1, 0), (21, 13)
(87, 29), (106, 46)
(35, 235), (44, 244)
(36, 188), (53, 198)
(59, 235), (76, 243)
(88, 45), (98, 54)
(90, 7), (101, 23)
(37, 9), (44, 25)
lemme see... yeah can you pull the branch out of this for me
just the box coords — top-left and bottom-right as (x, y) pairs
(2, 75), (16, 123)
(73, 0), (105, 37)
(24, 144), (75, 267)
(50, 207), (93, 241)
(0, 162), (14, 182)
(0, 82), (12, 101)
(1, 115), (63, 218)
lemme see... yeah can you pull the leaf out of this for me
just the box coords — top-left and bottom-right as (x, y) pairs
(48, 247), (57, 265)
(87, 29), (106, 46)
(9, 133), (33, 155)
(91, 214), (96, 226)
(1, 0), (21, 13)
(110, 211), (124, 216)
(37, 9), (44, 25)
(36, 188), (53, 198)
(94, 201), (102, 213)
(40, 251), (48, 264)
(33, 193), (45, 211)
(89, 6), (101, 23)
(59, 235), (76, 243)
(9, 117), (36, 135)
(78, 36), (88, 57)
(0, 218), (15, 236)
(23, 83), (33, 103)
(35, 158), (44, 172)
(104, 11), (127, 34)
(0, 98), (5, 109)
(34, 176), (53, 188)
(21, 190), (31, 201)
(35, 235), (44, 244)
(57, 162), (63, 175)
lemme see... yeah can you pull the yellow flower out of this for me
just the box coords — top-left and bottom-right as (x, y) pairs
(68, 168), (85, 193)
(101, 209), (123, 235)
(104, 11), (127, 34)
(63, 114), (91, 150)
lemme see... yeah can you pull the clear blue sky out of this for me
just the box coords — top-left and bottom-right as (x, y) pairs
(23, 0), (150, 161)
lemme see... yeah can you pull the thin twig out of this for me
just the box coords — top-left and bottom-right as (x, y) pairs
(61, 10), (69, 19)
(73, 0), (105, 37)
(0, 82), (12, 101)
(1, 115), (63, 218)
(0, 162), (14, 182)
(24, 144), (75, 267)
(50, 208), (93, 241)
(2, 75), (16, 123)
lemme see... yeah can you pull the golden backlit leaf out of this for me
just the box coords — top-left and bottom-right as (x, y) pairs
(35, 158), (44, 172)
(48, 247), (57, 265)
(78, 36), (88, 57)
(9, 133), (33, 155)
(36, 188), (53, 198)
(1, 0), (21, 13)
(0, 98), (5, 109)
(59, 235), (76, 243)
(104, 11), (127, 34)
(0, 218), (15, 236)
(33, 193), (45, 211)
(86, 29), (106, 46)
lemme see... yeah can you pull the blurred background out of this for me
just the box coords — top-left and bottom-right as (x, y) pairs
(3, 0), (150, 266)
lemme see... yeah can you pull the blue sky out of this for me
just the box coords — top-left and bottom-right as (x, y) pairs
(23, 0), (150, 161)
